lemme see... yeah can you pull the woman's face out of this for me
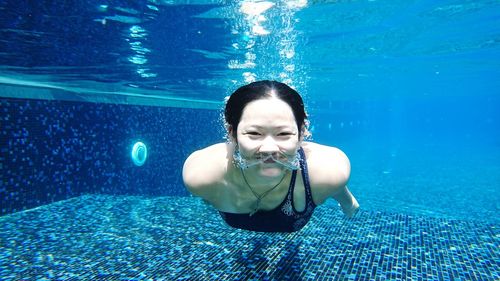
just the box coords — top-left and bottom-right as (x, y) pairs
(235, 97), (301, 177)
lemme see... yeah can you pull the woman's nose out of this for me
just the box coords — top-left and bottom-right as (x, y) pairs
(259, 137), (279, 153)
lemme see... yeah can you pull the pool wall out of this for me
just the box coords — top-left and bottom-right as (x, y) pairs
(0, 93), (221, 215)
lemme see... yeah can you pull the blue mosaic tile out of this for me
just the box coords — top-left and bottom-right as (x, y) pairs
(0, 195), (498, 280)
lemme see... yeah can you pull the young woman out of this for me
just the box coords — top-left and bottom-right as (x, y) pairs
(183, 80), (359, 232)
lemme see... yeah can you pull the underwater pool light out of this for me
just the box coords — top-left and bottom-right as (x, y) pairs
(131, 141), (148, 166)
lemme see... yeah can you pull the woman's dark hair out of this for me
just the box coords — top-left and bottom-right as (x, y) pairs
(224, 80), (308, 139)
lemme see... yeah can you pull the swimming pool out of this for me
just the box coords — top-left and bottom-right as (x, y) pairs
(1, 0), (499, 280)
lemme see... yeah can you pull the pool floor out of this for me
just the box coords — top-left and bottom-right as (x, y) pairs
(0, 195), (498, 280)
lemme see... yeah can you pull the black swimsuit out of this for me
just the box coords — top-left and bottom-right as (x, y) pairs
(219, 148), (316, 232)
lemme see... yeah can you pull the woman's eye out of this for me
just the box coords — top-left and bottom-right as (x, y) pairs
(278, 132), (293, 136)
(247, 132), (260, 136)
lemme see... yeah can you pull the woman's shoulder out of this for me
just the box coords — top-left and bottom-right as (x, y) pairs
(301, 141), (351, 189)
(182, 143), (230, 196)
(302, 142), (349, 163)
(190, 142), (229, 158)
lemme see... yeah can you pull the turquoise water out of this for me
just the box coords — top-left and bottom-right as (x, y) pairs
(1, 0), (499, 279)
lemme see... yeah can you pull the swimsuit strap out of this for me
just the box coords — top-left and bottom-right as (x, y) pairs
(298, 147), (314, 203)
(285, 147), (315, 212)
(288, 169), (298, 195)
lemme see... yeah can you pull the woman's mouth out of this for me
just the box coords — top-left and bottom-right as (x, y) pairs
(234, 151), (300, 170)
(263, 158), (276, 164)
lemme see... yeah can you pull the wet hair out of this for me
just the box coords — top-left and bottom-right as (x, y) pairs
(224, 80), (308, 139)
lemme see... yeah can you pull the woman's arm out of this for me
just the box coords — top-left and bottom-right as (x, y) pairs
(327, 147), (359, 218)
(182, 149), (206, 196)
(331, 185), (359, 218)
(305, 142), (360, 217)
(182, 143), (226, 203)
